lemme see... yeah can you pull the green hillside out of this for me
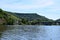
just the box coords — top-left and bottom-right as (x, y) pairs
(8, 12), (54, 25)
(0, 9), (20, 25)
(14, 13), (53, 21)
(0, 8), (54, 25)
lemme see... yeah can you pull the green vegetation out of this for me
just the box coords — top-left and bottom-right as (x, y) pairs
(12, 13), (54, 25)
(0, 8), (60, 25)
(0, 9), (20, 25)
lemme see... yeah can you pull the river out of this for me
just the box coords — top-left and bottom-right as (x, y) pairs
(0, 25), (60, 40)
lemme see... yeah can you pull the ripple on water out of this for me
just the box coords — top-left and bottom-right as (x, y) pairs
(1, 25), (60, 40)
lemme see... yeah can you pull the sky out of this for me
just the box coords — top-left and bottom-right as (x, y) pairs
(0, 0), (60, 20)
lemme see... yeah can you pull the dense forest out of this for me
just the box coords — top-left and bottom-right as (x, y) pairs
(0, 8), (60, 25)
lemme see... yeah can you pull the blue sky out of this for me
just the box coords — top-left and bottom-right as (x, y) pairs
(0, 0), (60, 20)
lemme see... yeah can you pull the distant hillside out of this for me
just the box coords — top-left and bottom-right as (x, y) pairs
(12, 13), (53, 22)
(8, 12), (54, 25)
(55, 19), (60, 22)
(0, 8), (55, 25)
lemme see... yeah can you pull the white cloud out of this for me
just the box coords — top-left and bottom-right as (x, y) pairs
(0, 0), (54, 10)
(0, 0), (60, 20)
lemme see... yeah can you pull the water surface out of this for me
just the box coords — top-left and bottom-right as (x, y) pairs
(0, 25), (60, 40)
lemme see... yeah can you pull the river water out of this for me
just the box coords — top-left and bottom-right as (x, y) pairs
(0, 25), (60, 40)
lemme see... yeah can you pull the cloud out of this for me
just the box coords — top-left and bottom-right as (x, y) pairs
(0, 0), (54, 10)
(0, 0), (60, 20)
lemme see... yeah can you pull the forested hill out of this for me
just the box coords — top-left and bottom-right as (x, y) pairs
(0, 9), (19, 25)
(55, 19), (60, 22)
(13, 13), (53, 22)
(0, 8), (57, 25)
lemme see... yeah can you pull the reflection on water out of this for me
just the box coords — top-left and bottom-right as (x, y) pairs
(0, 25), (60, 40)
(0, 25), (8, 38)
